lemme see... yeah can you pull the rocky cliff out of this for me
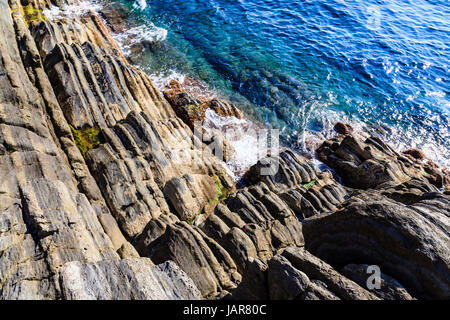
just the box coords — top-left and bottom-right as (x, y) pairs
(0, 0), (448, 300)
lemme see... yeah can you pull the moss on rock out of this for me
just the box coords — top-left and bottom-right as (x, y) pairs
(11, 3), (47, 27)
(211, 176), (229, 203)
(302, 179), (316, 189)
(70, 125), (102, 157)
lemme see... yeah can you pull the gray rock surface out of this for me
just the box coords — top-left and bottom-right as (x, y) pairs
(59, 259), (201, 300)
(340, 264), (415, 300)
(302, 191), (450, 299)
(282, 247), (378, 300)
(0, 0), (448, 301)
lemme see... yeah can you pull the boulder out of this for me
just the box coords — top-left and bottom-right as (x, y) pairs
(205, 99), (243, 119)
(302, 192), (450, 299)
(316, 135), (448, 189)
(267, 255), (311, 300)
(333, 122), (353, 135)
(227, 257), (269, 300)
(282, 247), (378, 300)
(163, 80), (206, 130)
(148, 222), (241, 298)
(402, 148), (426, 161)
(341, 264), (415, 300)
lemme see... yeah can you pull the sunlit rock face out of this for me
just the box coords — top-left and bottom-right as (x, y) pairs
(0, 0), (448, 301)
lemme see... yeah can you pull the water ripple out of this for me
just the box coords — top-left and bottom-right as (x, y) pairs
(108, 0), (449, 167)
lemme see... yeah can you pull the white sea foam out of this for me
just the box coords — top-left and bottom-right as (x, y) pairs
(203, 109), (279, 180)
(42, 1), (448, 175)
(42, 5), (61, 19)
(43, 0), (167, 59)
(111, 24), (168, 56)
(149, 70), (186, 91)
(296, 104), (450, 169)
(379, 124), (450, 169)
(133, 0), (148, 11)
(43, 1), (102, 20)
(295, 108), (368, 158)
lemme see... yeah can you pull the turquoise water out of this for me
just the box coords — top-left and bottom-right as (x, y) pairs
(103, 0), (449, 166)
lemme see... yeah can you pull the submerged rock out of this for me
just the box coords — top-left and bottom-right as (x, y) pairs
(402, 148), (426, 161)
(333, 122), (353, 135)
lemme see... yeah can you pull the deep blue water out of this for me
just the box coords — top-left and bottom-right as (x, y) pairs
(106, 0), (449, 166)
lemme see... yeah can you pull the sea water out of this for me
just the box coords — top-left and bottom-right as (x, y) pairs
(73, 0), (450, 170)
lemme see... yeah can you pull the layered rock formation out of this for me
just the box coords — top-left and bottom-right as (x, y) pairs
(0, 0), (448, 301)
(59, 259), (201, 300)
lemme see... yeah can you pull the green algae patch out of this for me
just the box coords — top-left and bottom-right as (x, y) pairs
(10, 6), (25, 20)
(210, 176), (229, 204)
(302, 179), (316, 189)
(420, 166), (431, 176)
(24, 4), (47, 25)
(197, 175), (232, 217)
(70, 125), (102, 157)
(10, 4), (47, 27)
